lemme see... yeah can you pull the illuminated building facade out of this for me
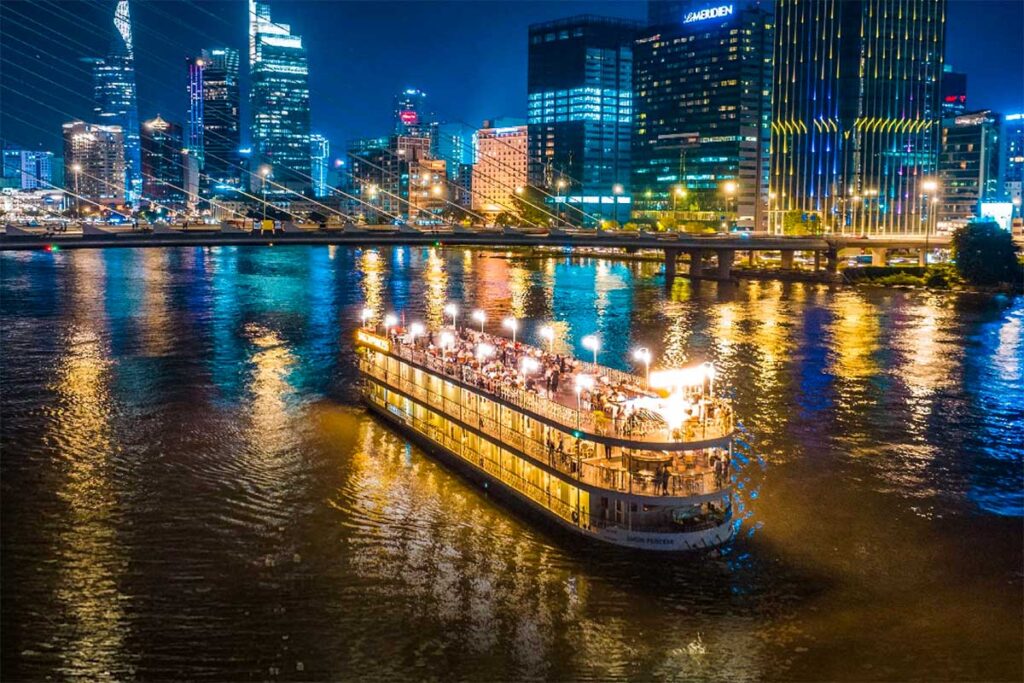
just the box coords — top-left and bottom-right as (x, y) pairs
(310, 134), (330, 198)
(633, 1), (772, 227)
(527, 15), (640, 224)
(62, 120), (126, 209)
(89, 0), (141, 205)
(1003, 114), (1023, 213)
(249, 0), (311, 193)
(938, 110), (1002, 224)
(186, 56), (205, 167)
(770, 0), (947, 234)
(941, 65), (968, 117)
(1, 147), (54, 190)
(472, 121), (528, 217)
(141, 115), (186, 207)
(394, 88), (433, 136)
(348, 135), (440, 222)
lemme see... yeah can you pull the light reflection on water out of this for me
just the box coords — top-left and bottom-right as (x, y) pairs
(1, 246), (1021, 681)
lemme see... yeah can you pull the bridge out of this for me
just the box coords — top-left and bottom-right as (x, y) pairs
(1, 221), (977, 282)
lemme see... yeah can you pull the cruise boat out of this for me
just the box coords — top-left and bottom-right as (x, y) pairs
(355, 311), (735, 552)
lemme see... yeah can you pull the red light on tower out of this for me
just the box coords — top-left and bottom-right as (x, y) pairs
(399, 110), (419, 126)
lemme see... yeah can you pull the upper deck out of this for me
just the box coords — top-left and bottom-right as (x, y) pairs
(356, 325), (734, 450)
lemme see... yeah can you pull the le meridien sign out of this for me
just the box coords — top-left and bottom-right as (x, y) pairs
(683, 4), (735, 23)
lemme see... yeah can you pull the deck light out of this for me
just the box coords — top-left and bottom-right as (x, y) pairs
(472, 309), (486, 333)
(444, 303), (458, 328)
(503, 317), (519, 344)
(360, 307), (373, 326)
(440, 331), (455, 349)
(633, 347), (652, 387)
(476, 343), (494, 360)
(574, 374), (594, 429)
(384, 313), (398, 334)
(539, 325), (555, 352)
(521, 357), (540, 375)
(409, 322), (425, 341)
(581, 335), (600, 365)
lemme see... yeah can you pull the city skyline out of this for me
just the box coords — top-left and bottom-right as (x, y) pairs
(1, 0), (1021, 157)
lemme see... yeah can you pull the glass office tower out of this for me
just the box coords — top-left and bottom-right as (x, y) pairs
(187, 48), (243, 193)
(527, 15), (640, 225)
(310, 134), (330, 198)
(141, 115), (186, 207)
(249, 0), (311, 193)
(770, 0), (947, 234)
(633, 1), (772, 228)
(90, 0), (142, 205)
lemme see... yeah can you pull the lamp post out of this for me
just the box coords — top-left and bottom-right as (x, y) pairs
(472, 309), (486, 333)
(383, 313), (398, 337)
(581, 335), (600, 366)
(444, 303), (458, 328)
(260, 165), (272, 224)
(673, 186), (686, 215)
(503, 317), (519, 344)
(722, 180), (737, 230)
(633, 347), (652, 388)
(539, 325), (555, 353)
(556, 178), (567, 225)
(612, 183), (624, 227)
(921, 178), (939, 262)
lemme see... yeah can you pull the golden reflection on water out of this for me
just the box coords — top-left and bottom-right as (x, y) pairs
(360, 250), (384, 324)
(139, 250), (173, 357)
(50, 250), (130, 679)
(508, 262), (530, 319)
(828, 291), (881, 379)
(423, 248), (448, 330)
(244, 323), (297, 454)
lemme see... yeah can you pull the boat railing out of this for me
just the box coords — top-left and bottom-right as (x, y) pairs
(360, 357), (729, 498)
(388, 343), (733, 444)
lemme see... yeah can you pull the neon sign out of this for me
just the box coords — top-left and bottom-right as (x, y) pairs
(683, 4), (734, 23)
(399, 110), (419, 126)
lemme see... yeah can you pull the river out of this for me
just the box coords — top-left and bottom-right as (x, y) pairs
(2, 245), (1021, 681)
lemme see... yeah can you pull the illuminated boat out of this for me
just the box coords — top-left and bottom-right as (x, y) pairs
(355, 310), (735, 552)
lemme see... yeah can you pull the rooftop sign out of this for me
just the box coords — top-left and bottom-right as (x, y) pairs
(683, 4), (734, 24)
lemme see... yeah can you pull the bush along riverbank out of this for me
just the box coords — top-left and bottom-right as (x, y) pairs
(843, 265), (961, 290)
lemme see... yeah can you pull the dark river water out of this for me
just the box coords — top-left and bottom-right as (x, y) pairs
(2, 245), (1021, 681)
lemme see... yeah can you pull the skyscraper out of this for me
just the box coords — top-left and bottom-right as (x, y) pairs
(310, 134), (330, 198)
(941, 65), (968, 117)
(394, 89), (433, 136)
(249, 0), (311, 193)
(527, 15), (639, 224)
(141, 115), (186, 206)
(938, 110), (1002, 225)
(1003, 113), (1023, 213)
(199, 48), (242, 193)
(186, 57), (205, 166)
(770, 0), (947, 234)
(62, 120), (126, 210)
(0, 145), (54, 191)
(89, 0), (142, 205)
(633, 1), (772, 227)
(473, 121), (528, 218)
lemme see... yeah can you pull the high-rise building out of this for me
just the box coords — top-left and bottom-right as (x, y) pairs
(770, 0), (947, 234)
(195, 48), (242, 193)
(938, 110), (1002, 225)
(310, 134), (330, 198)
(473, 121), (528, 217)
(0, 146), (54, 190)
(249, 0), (311, 193)
(527, 15), (640, 224)
(62, 120), (126, 210)
(348, 135), (443, 223)
(141, 115), (186, 206)
(633, 1), (772, 227)
(395, 88), (433, 136)
(941, 65), (968, 118)
(89, 0), (142, 205)
(433, 122), (476, 178)
(1003, 113), (1023, 214)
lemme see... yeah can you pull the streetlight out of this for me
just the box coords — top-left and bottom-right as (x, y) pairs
(409, 322), (425, 342)
(921, 178), (940, 257)
(673, 186), (687, 214)
(539, 325), (555, 353)
(444, 302), (458, 328)
(581, 335), (600, 366)
(612, 183), (624, 226)
(722, 180), (738, 228)
(574, 374), (594, 429)
(472, 309), (486, 333)
(260, 165), (272, 224)
(503, 317), (519, 344)
(521, 357), (540, 376)
(383, 313), (398, 336)
(360, 307), (372, 327)
(71, 163), (82, 217)
(633, 347), (652, 388)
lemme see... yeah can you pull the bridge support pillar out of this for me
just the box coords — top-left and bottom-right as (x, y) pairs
(813, 251), (822, 271)
(780, 249), (795, 269)
(871, 248), (888, 266)
(918, 248), (927, 267)
(748, 250), (755, 267)
(716, 249), (735, 279)
(826, 248), (839, 275)
(686, 249), (703, 277)
(664, 248), (679, 284)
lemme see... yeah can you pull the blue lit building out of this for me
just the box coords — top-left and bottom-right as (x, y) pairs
(394, 88), (433, 136)
(770, 0), (947, 234)
(1003, 113), (1023, 214)
(633, 1), (772, 227)
(89, 0), (142, 205)
(527, 15), (640, 225)
(310, 134), (330, 198)
(249, 0), (311, 194)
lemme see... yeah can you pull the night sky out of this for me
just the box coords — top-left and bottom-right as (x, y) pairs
(2, 0), (1022, 161)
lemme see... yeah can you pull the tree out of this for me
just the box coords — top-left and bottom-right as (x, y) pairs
(441, 203), (476, 226)
(782, 210), (824, 235)
(510, 185), (554, 227)
(494, 211), (517, 227)
(951, 220), (1022, 286)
